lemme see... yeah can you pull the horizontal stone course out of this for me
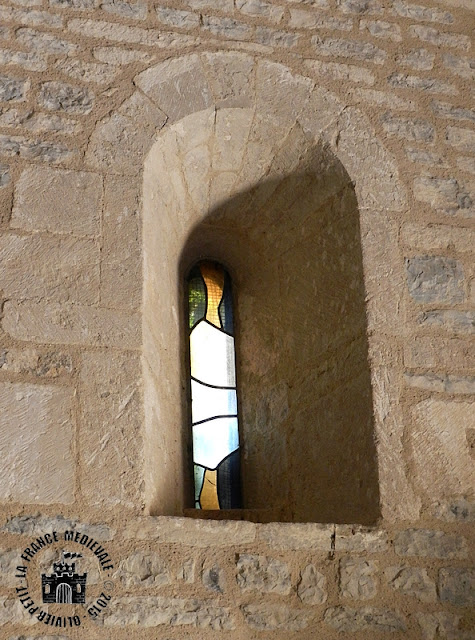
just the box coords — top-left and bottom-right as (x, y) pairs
(0, 134), (74, 163)
(103, 596), (234, 629)
(418, 309), (475, 333)
(395, 528), (468, 559)
(2, 300), (141, 348)
(258, 522), (333, 550)
(123, 517), (257, 546)
(324, 606), (406, 633)
(1, 514), (113, 539)
(242, 603), (307, 631)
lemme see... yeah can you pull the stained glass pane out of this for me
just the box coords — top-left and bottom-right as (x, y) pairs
(188, 261), (241, 510)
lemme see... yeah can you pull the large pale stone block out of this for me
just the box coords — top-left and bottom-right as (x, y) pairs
(395, 529), (468, 559)
(101, 176), (141, 310)
(258, 523), (333, 551)
(2, 301), (140, 349)
(242, 604), (307, 631)
(0, 233), (100, 304)
(135, 55), (213, 123)
(339, 557), (378, 600)
(11, 167), (102, 236)
(0, 382), (74, 503)
(324, 606), (406, 632)
(124, 517), (257, 546)
(79, 350), (143, 509)
(409, 400), (474, 502)
(201, 51), (255, 108)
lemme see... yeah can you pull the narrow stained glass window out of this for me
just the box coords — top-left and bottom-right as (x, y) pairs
(187, 261), (241, 510)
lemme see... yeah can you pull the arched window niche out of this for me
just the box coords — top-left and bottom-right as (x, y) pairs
(142, 110), (381, 524)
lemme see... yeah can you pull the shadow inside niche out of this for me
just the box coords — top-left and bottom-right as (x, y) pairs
(179, 142), (381, 525)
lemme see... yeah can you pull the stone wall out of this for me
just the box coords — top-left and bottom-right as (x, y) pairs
(0, 510), (474, 638)
(0, 0), (473, 637)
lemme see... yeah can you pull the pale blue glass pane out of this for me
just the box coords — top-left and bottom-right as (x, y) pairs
(193, 417), (239, 469)
(191, 379), (237, 424)
(190, 321), (235, 388)
(194, 464), (205, 506)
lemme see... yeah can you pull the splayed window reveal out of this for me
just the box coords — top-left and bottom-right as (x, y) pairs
(187, 261), (241, 510)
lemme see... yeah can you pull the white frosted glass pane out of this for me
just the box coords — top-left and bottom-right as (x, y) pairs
(190, 321), (235, 388)
(193, 417), (239, 469)
(191, 380), (237, 424)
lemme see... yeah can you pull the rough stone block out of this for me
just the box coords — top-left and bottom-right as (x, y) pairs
(418, 310), (475, 333)
(103, 596), (234, 629)
(1, 514), (113, 539)
(458, 157), (475, 175)
(16, 27), (78, 55)
(446, 126), (475, 154)
(337, 0), (382, 15)
(439, 568), (475, 606)
(12, 167), (101, 236)
(417, 612), (462, 640)
(297, 564), (327, 604)
(388, 72), (457, 96)
(242, 604), (307, 631)
(101, 0), (147, 20)
(404, 372), (475, 394)
(0, 596), (36, 626)
(395, 528), (468, 559)
(324, 606), (406, 632)
(38, 81), (93, 114)
(259, 522), (333, 551)
(305, 59), (375, 85)
(0, 382), (74, 504)
(124, 517), (257, 546)
(401, 223), (475, 253)
(410, 400), (474, 501)
(156, 6), (199, 27)
(201, 52), (255, 108)
(254, 26), (299, 47)
(236, 554), (291, 594)
(335, 526), (389, 552)
(392, 0), (453, 23)
(360, 19), (402, 41)
(117, 552), (169, 587)
(0, 549), (21, 587)
(443, 53), (475, 81)
(0, 48), (47, 72)
(201, 16), (252, 40)
(405, 256), (465, 303)
(135, 55), (212, 123)
(55, 58), (119, 86)
(409, 25), (470, 50)
(290, 9), (352, 30)
(339, 557), (378, 600)
(0, 233), (100, 304)
(381, 114), (434, 141)
(312, 36), (387, 64)
(235, 0), (282, 21)
(385, 566), (437, 602)
(0, 74), (28, 101)
(413, 176), (472, 215)
(432, 101), (475, 123)
(0, 134), (74, 164)
(350, 88), (415, 110)
(433, 498), (475, 522)
(397, 48), (435, 71)
(202, 564), (225, 593)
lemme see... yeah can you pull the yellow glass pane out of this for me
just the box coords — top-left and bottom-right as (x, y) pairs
(200, 469), (219, 509)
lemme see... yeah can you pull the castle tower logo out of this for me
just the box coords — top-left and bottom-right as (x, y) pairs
(41, 551), (87, 605)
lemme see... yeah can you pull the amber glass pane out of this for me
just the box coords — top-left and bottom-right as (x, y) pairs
(188, 261), (241, 509)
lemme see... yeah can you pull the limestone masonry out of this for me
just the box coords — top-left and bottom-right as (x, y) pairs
(0, 0), (473, 637)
